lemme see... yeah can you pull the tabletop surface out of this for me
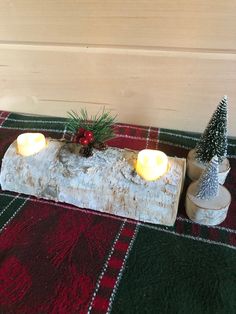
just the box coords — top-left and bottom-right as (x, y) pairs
(0, 111), (235, 314)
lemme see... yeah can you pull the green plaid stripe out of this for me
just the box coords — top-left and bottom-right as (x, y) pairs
(7, 112), (66, 124)
(111, 227), (236, 314)
(159, 128), (236, 157)
(2, 113), (67, 133)
(227, 138), (236, 157)
(159, 128), (200, 149)
(0, 193), (28, 232)
(1, 112), (235, 157)
(141, 219), (235, 250)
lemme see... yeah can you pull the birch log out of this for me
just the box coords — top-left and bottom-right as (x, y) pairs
(0, 139), (186, 226)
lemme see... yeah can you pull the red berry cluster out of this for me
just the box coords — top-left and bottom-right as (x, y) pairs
(74, 128), (94, 146)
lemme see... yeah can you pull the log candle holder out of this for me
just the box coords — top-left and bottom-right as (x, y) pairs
(0, 139), (186, 226)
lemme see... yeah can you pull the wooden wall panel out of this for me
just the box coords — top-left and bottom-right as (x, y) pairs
(0, 45), (235, 135)
(0, 1), (235, 135)
(0, 1), (236, 51)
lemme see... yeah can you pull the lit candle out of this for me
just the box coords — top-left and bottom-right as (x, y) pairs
(17, 133), (46, 156)
(135, 149), (168, 181)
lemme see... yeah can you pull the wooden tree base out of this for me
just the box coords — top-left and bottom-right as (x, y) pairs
(0, 139), (186, 226)
(187, 149), (230, 184)
(185, 181), (231, 226)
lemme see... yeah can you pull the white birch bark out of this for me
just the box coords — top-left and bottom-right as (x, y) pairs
(185, 181), (231, 226)
(0, 139), (186, 226)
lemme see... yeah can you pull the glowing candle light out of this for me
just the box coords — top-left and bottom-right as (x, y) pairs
(136, 149), (168, 181)
(17, 133), (46, 156)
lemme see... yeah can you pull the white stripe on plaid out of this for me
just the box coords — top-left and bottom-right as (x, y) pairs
(87, 220), (127, 314)
(0, 125), (158, 143)
(0, 193), (19, 217)
(106, 223), (140, 314)
(61, 125), (67, 141)
(5, 117), (65, 124)
(117, 134), (159, 143)
(0, 197), (29, 233)
(145, 127), (151, 148)
(156, 128), (160, 150)
(0, 125), (65, 133)
(0, 112), (10, 128)
(2, 125), (235, 157)
(2, 115), (236, 147)
(177, 216), (236, 234)
(142, 225), (236, 251)
(2, 117), (151, 130)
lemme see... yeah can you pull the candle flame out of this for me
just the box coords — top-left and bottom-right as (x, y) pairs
(135, 149), (168, 181)
(17, 133), (46, 156)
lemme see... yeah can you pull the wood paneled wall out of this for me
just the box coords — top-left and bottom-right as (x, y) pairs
(0, 1), (236, 135)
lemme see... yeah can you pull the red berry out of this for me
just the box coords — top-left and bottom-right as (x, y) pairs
(88, 136), (94, 143)
(79, 137), (89, 146)
(84, 130), (94, 139)
(85, 136), (94, 145)
(77, 128), (85, 137)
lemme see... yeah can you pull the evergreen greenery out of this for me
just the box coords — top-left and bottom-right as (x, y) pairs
(67, 108), (117, 144)
(195, 96), (228, 163)
(195, 156), (219, 200)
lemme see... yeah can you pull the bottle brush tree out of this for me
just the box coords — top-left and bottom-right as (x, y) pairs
(195, 155), (219, 200)
(195, 96), (228, 164)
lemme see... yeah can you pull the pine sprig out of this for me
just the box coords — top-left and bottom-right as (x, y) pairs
(67, 108), (117, 144)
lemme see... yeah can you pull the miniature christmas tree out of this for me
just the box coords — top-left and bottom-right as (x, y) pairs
(67, 108), (117, 157)
(195, 156), (219, 200)
(195, 96), (228, 164)
(186, 153), (231, 225)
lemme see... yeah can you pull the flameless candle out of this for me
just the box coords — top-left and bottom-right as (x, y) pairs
(17, 133), (46, 156)
(136, 149), (168, 181)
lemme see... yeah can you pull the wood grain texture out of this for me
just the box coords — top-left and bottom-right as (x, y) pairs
(0, 139), (185, 226)
(0, 44), (236, 135)
(0, 1), (236, 50)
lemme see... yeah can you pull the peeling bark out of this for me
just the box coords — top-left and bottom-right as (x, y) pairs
(0, 139), (186, 226)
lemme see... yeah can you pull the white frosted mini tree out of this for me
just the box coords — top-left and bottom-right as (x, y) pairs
(195, 96), (228, 164)
(186, 154), (231, 225)
(195, 156), (219, 200)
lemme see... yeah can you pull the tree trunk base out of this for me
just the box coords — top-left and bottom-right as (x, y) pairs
(185, 181), (231, 226)
(187, 149), (230, 184)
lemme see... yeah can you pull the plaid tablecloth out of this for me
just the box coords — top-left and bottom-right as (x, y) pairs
(0, 111), (235, 314)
